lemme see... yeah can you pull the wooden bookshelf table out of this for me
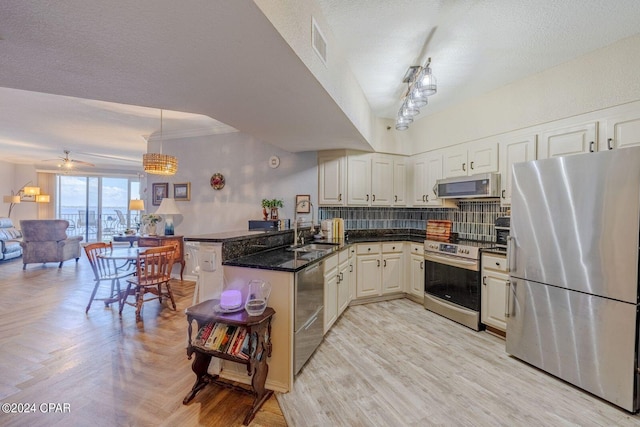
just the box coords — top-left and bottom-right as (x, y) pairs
(182, 299), (275, 426)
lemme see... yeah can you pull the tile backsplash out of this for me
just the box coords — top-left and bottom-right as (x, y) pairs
(319, 200), (508, 242)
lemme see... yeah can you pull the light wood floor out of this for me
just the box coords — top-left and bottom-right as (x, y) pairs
(279, 299), (640, 426)
(0, 256), (286, 427)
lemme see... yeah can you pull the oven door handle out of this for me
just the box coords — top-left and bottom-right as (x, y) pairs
(424, 253), (478, 271)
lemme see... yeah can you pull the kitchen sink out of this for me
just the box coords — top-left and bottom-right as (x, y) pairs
(287, 243), (338, 253)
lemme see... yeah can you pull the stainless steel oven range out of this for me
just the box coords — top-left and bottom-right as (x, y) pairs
(423, 239), (491, 330)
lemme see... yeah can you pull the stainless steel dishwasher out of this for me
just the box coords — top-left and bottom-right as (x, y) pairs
(294, 261), (324, 375)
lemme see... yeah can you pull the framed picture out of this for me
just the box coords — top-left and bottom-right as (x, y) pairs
(173, 182), (191, 201)
(295, 194), (311, 214)
(152, 182), (169, 206)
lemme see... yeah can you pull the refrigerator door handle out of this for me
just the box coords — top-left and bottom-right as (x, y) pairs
(506, 236), (514, 272)
(505, 280), (511, 318)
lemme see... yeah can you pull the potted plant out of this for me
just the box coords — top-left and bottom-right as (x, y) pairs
(141, 213), (161, 235)
(261, 198), (283, 220)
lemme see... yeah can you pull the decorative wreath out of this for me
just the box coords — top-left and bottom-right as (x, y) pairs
(210, 173), (225, 190)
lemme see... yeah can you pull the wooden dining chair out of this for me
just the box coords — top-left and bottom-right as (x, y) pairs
(120, 244), (177, 322)
(83, 242), (136, 314)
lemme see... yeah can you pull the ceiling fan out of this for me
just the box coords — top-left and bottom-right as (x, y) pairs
(43, 150), (95, 168)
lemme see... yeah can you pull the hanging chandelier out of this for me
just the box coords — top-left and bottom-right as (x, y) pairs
(143, 109), (178, 175)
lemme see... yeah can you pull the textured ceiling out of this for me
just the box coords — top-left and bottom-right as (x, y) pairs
(1, 1), (640, 170)
(317, 0), (640, 118)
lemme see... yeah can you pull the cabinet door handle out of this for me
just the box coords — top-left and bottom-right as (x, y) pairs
(338, 193), (342, 201)
(470, 161), (474, 170)
(462, 162), (466, 171)
(425, 195), (429, 202)
(349, 264), (353, 272)
(394, 195), (398, 202)
(589, 141), (595, 152)
(505, 280), (512, 318)
(422, 195), (426, 202)
(377, 259), (380, 267)
(372, 194), (375, 202)
(482, 276), (487, 285)
(383, 259), (387, 267)
(607, 138), (613, 150)
(340, 272), (344, 281)
(501, 189), (506, 199)
(366, 194), (369, 202)
(336, 274), (341, 284)
(367, 247), (371, 252)
(432, 184), (437, 196)
(420, 261), (423, 270)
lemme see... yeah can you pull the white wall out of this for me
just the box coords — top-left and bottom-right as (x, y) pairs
(409, 33), (640, 153)
(0, 160), (16, 218)
(3, 164), (39, 226)
(145, 131), (318, 237)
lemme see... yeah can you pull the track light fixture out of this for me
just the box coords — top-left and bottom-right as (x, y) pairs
(395, 58), (438, 131)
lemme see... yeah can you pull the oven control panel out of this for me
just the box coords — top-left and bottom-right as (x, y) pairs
(440, 244), (458, 254)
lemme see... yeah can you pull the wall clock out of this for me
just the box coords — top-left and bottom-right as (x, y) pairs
(269, 156), (280, 169)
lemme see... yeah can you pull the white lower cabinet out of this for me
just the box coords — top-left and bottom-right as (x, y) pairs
(323, 253), (339, 334)
(324, 248), (352, 334)
(408, 243), (424, 299)
(337, 248), (350, 315)
(355, 242), (404, 298)
(480, 252), (509, 333)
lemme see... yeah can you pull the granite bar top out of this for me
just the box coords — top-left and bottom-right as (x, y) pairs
(184, 229), (291, 243)
(223, 244), (344, 272)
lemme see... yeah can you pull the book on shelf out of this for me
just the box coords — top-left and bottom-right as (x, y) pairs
(228, 327), (247, 356)
(225, 326), (243, 355)
(205, 323), (226, 349)
(236, 332), (252, 360)
(194, 322), (215, 347)
(218, 325), (237, 353)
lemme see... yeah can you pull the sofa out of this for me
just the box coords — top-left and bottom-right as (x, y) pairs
(20, 220), (83, 270)
(0, 217), (23, 261)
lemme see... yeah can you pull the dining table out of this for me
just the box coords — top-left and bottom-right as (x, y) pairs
(95, 247), (143, 307)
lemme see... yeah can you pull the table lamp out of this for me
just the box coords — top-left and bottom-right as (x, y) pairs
(155, 197), (181, 235)
(129, 199), (145, 232)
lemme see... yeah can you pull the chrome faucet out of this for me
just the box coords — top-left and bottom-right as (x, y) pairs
(293, 200), (315, 246)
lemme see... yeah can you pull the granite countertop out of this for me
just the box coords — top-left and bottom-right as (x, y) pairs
(223, 243), (345, 272)
(184, 229), (290, 243)
(222, 231), (427, 273)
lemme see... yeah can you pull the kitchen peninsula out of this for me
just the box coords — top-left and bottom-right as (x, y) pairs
(185, 228), (426, 393)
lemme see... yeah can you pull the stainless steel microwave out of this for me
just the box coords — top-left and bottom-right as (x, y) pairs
(436, 173), (500, 199)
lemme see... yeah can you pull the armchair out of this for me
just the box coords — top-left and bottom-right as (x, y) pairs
(19, 220), (83, 270)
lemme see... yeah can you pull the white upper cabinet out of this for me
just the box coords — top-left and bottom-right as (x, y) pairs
(318, 152), (346, 206)
(443, 139), (498, 178)
(371, 154), (393, 206)
(499, 134), (537, 205)
(392, 157), (407, 206)
(347, 153), (372, 206)
(602, 109), (640, 151)
(347, 153), (407, 207)
(537, 121), (598, 159)
(412, 150), (457, 207)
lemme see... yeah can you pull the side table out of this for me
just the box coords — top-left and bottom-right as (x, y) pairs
(183, 299), (275, 426)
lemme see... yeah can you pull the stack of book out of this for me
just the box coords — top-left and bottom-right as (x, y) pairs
(193, 322), (251, 359)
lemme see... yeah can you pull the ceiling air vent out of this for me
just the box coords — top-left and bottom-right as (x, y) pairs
(311, 17), (327, 65)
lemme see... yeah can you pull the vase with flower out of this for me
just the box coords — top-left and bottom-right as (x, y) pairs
(141, 213), (161, 235)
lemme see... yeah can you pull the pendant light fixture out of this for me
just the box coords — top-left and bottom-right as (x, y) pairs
(395, 58), (438, 131)
(143, 109), (178, 175)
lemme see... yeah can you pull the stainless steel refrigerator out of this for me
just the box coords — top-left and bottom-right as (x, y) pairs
(506, 147), (640, 413)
